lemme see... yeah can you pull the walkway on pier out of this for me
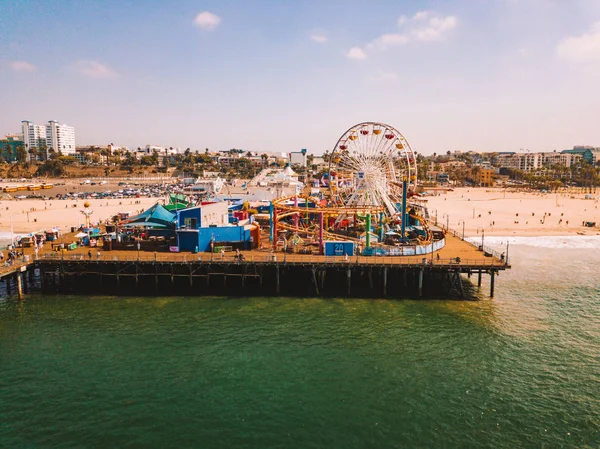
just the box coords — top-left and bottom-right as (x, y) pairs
(35, 234), (508, 268)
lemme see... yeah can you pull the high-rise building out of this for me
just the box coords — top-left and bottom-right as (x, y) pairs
(46, 120), (75, 155)
(21, 120), (47, 151)
(21, 120), (76, 159)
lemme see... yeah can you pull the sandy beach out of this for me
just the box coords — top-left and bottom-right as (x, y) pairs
(425, 188), (600, 236)
(0, 197), (159, 234)
(1, 182), (599, 238)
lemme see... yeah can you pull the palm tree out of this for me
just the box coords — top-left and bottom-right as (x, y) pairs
(28, 147), (38, 163)
(16, 145), (27, 163)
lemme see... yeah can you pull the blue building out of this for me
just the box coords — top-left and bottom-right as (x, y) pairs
(175, 202), (256, 252)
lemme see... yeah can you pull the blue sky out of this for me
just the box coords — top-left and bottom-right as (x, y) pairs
(1, 0), (600, 155)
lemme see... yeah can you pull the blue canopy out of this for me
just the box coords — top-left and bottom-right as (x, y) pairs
(122, 203), (176, 228)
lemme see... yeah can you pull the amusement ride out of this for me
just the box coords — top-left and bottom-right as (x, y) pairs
(270, 122), (445, 256)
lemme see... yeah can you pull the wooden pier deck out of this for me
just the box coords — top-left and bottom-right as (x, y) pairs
(1, 234), (509, 299)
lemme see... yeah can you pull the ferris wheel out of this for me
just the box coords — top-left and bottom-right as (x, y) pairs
(327, 122), (418, 217)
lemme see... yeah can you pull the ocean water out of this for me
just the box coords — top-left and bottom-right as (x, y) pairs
(0, 239), (599, 448)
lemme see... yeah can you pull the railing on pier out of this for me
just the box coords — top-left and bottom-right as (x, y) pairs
(0, 256), (33, 278)
(437, 223), (507, 263)
(37, 252), (508, 268)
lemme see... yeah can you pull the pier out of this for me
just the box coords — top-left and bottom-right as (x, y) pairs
(1, 234), (509, 299)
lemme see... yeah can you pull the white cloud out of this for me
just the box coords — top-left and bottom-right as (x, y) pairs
(8, 60), (36, 72)
(346, 47), (367, 60)
(310, 33), (328, 43)
(557, 22), (600, 63)
(348, 11), (458, 58)
(412, 15), (458, 41)
(74, 60), (117, 79)
(413, 10), (432, 21)
(367, 33), (409, 50)
(194, 11), (221, 30)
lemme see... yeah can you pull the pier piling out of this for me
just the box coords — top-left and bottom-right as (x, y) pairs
(17, 274), (23, 300)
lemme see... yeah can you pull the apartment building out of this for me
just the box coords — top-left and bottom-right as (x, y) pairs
(21, 120), (76, 159)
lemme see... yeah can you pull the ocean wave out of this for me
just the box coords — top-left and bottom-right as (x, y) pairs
(467, 235), (600, 249)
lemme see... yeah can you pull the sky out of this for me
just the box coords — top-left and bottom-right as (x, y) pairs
(1, 0), (600, 155)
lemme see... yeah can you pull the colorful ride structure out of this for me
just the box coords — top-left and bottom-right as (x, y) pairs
(270, 122), (445, 256)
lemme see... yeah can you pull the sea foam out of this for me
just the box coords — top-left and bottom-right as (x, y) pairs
(467, 235), (600, 249)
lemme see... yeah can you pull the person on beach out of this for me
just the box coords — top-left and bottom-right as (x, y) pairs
(88, 250), (92, 260)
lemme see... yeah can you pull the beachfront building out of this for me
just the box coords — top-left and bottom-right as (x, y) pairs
(0, 135), (25, 162)
(21, 121), (47, 155)
(47, 120), (76, 155)
(21, 120), (76, 159)
(562, 146), (600, 165)
(539, 152), (581, 169)
(495, 151), (583, 172)
(477, 169), (495, 187)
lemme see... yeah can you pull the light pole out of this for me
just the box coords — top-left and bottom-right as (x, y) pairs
(476, 227), (485, 251)
(458, 219), (465, 240)
(442, 213), (449, 232)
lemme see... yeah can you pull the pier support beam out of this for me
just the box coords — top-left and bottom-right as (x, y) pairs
(490, 271), (495, 297)
(382, 267), (387, 297)
(477, 270), (482, 287)
(346, 267), (351, 296)
(418, 269), (423, 297)
(22, 272), (28, 295)
(17, 274), (23, 300)
(311, 267), (319, 296)
(275, 264), (280, 294)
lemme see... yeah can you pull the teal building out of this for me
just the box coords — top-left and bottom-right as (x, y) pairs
(0, 136), (25, 162)
(561, 146), (600, 165)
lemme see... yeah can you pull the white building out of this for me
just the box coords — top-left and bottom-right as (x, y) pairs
(22, 120), (47, 151)
(21, 120), (76, 159)
(289, 149), (307, 167)
(188, 177), (225, 195)
(47, 120), (75, 155)
(495, 152), (583, 173)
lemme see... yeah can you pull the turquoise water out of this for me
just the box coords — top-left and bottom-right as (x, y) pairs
(1, 240), (599, 448)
